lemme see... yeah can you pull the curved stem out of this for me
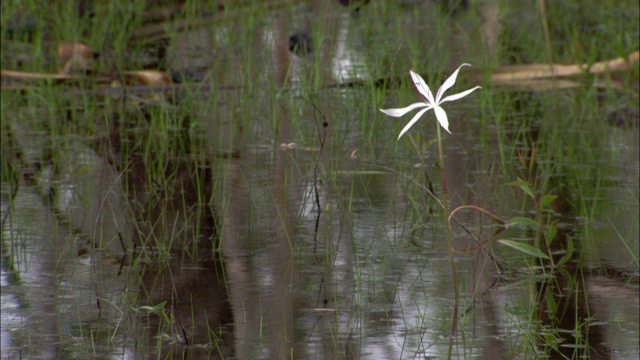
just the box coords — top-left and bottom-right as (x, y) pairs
(437, 124), (458, 360)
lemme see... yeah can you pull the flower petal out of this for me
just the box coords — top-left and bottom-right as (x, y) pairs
(410, 70), (435, 105)
(435, 63), (471, 103)
(379, 102), (428, 117)
(398, 107), (431, 139)
(439, 86), (481, 104)
(433, 105), (451, 134)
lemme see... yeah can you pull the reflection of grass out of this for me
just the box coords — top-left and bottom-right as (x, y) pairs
(1, 0), (638, 359)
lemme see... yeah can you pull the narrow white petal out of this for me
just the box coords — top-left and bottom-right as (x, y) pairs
(435, 63), (471, 103)
(397, 107), (431, 139)
(439, 86), (481, 104)
(433, 106), (451, 134)
(380, 102), (428, 117)
(410, 70), (435, 105)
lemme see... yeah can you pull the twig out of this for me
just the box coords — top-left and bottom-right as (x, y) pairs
(307, 95), (328, 251)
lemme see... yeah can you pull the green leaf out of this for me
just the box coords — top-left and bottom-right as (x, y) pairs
(556, 237), (574, 266)
(540, 195), (558, 209)
(506, 179), (528, 187)
(138, 301), (167, 314)
(498, 239), (550, 259)
(505, 217), (539, 228)
(507, 178), (535, 198)
(546, 224), (558, 246)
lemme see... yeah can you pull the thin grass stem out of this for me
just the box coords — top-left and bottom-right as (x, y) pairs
(436, 123), (458, 360)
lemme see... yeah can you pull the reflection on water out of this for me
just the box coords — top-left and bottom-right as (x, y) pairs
(2, 1), (639, 359)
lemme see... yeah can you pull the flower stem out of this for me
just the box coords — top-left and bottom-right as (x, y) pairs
(436, 123), (459, 360)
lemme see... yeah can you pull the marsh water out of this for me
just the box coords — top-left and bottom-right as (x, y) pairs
(1, 1), (639, 359)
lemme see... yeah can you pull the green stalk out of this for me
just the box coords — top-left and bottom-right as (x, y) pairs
(436, 123), (458, 359)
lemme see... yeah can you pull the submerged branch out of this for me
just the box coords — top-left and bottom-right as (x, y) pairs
(4, 52), (636, 94)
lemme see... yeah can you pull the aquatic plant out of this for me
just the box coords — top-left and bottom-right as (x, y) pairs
(380, 64), (481, 359)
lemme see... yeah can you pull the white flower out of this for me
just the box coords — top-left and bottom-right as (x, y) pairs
(380, 64), (481, 139)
